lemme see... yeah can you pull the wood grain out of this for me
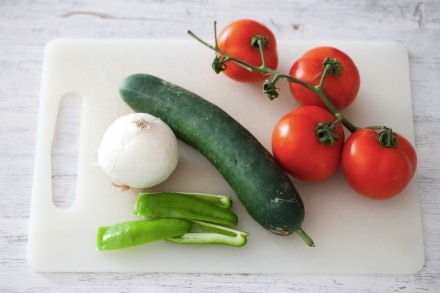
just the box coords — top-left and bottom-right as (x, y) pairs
(1, 0), (439, 291)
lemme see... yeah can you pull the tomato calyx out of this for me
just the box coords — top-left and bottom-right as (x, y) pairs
(322, 57), (343, 76)
(212, 55), (227, 73)
(378, 127), (398, 148)
(367, 126), (398, 148)
(263, 76), (280, 99)
(250, 35), (269, 49)
(316, 117), (342, 146)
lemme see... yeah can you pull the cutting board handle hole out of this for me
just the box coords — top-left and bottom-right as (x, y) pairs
(51, 93), (82, 209)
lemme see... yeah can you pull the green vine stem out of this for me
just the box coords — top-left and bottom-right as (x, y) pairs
(187, 23), (360, 134)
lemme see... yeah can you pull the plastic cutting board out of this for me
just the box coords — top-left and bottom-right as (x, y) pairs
(28, 39), (424, 274)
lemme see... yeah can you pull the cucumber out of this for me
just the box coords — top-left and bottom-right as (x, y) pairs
(119, 74), (314, 246)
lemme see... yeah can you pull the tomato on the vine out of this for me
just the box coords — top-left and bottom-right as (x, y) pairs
(271, 106), (345, 181)
(341, 128), (417, 200)
(289, 46), (360, 110)
(216, 19), (278, 82)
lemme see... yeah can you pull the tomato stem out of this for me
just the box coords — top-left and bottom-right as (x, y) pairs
(311, 64), (340, 115)
(342, 117), (360, 133)
(188, 24), (361, 133)
(252, 35), (269, 68)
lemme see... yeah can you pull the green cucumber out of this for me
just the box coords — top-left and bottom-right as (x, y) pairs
(119, 73), (314, 246)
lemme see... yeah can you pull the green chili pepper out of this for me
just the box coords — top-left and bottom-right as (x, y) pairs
(134, 192), (238, 226)
(139, 191), (233, 209)
(166, 220), (249, 247)
(97, 218), (191, 250)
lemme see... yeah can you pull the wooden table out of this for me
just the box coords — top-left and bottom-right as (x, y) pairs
(1, 0), (439, 291)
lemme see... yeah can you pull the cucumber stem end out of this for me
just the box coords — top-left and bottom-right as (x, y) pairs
(296, 227), (315, 247)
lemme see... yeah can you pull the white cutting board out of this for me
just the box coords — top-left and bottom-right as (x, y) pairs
(28, 39), (424, 274)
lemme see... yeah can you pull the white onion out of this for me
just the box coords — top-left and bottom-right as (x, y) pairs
(97, 113), (179, 189)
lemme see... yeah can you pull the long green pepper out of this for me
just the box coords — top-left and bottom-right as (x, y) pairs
(134, 192), (238, 226)
(172, 192), (233, 209)
(97, 192), (249, 250)
(97, 218), (192, 250)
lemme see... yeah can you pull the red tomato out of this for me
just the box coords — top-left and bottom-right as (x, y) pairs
(271, 106), (345, 181)
(216, 19), (278, 82)
(289, 46), (360, 110)
(341, 128), (417, 200)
